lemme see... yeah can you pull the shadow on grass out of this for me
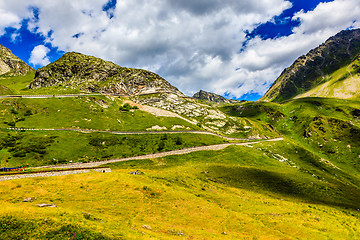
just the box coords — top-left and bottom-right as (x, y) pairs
(207, 165), (360, 210)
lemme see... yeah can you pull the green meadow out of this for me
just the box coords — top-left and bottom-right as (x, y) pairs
(1, 141), (359, 239)
(0, 96), (198, 131)
(0, 130), (228, 167)
(0, 71), (359, 239)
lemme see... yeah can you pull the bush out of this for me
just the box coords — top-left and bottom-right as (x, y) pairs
(119, 103), (138, 111)
(24, 110), (33, 116)
(10, 109), (18, 114)
(5, 121), (16, 127)
(176, 136), (183, 145)
(157, 141), (165, 151)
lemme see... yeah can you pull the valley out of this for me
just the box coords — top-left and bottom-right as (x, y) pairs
(1, 29), (360, 239)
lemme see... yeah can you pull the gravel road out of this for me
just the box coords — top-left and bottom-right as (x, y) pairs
(37, 138), (283, 169)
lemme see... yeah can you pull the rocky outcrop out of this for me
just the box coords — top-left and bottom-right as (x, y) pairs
(193, 90), (237, 103)
(260, 29), (360, 102)
(29, 52), (183, 96)
(0, 44), (33, 76)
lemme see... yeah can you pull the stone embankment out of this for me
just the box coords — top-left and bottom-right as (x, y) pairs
(0, 168), (111, 181)
(0, 93), (102, 99)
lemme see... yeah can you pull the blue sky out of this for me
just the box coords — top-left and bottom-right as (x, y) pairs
(0, 0), (359, 100)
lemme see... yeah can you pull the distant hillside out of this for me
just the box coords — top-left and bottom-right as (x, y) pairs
(193, 90), (239, 104)
(27, 52), (276, 138)
(260, 29), (360, 102)
(294, 55), (360, 99)
(0, 44), (33, 76)
(29, 52), (182, 96)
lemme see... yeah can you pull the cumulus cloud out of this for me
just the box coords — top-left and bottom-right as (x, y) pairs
(0, 0), (360, 98)
(0, 0), (292, 97)
(231, 0), (360, 97)
(29, 45), (50, 67)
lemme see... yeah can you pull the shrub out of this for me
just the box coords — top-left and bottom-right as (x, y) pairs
(24, 110), (33, 116)
(176, 136), (183, 145)
(119, 103), (138, 111)
(157, 141), (165, 151)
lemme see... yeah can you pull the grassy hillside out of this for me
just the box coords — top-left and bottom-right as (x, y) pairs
(0, 72), (86, 95)
(221, 98), (360, 178)
(261, 29), (360, 102)
(1, 142), (359, 239)
(0, 130), (230, 167)
(0, 73), (35, 94)
(0, 45), (359, 239)
(0, 96), (199, 131)
(0, 85), (13, 95)
(296, 56), (360, 99)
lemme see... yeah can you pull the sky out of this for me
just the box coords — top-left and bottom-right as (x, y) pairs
(0, 0), (360, 100)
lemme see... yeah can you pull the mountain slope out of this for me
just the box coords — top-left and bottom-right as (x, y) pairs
(29, 52), (182, 96)
(260, 29), (360, 102)
(27, 52), (278, 138)
(0, 44), (33, 76)
(295, 55), (360, 99)
(222, 97), (360, 176)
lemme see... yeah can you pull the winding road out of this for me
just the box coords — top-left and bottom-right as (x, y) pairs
(0, 138), (283, 181)
(36, 137), (283, 169)
(0, 93), (284, 180)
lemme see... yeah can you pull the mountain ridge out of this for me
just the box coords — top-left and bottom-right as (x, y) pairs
(193, 90), (239, 104)
(0, 44), (33, 76)
(29, 52), (183, 96)
(260, 28), (360, 102)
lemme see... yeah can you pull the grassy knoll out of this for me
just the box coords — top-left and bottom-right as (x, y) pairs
(0, 73), (82, 95)
(0, 130), (227, 167)
(0, 96), (198, 131)
(0, 84), (13, 95)
(0, 73), (35, 94)
(1, 142), (359, 239)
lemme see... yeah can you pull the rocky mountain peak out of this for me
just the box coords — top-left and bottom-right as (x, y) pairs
(193, 90), (237, 104)
(29, 52), (183, 96)
(260, 28), (360, 102)
(0, 44), (33, 76)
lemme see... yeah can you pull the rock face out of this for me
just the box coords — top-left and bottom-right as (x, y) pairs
(0, 44), (33, 76)
(29, 52), (183, 96)
(193, 90), (235, 103)
(260, 29), (360, 102)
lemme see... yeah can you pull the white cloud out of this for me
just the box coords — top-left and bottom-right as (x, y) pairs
(0, 0), (360, 98)
(293, 0), (360, 34)
(231, 0), (360, 97)
(0, 9), (21, 35)
(0, 0), (292, 97)
(29, 45), (50, 67)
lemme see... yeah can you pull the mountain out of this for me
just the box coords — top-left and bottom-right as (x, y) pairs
(260, 29), (360, 102)
(193, 90), (239, 104)
(28, 52), (276, 138)
(29, 52), (182, 96)
(0, 44), (33, 76)
(1, 38), (360, 239)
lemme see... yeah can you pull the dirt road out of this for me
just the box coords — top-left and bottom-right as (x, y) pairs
(37, 138), (284, 169)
